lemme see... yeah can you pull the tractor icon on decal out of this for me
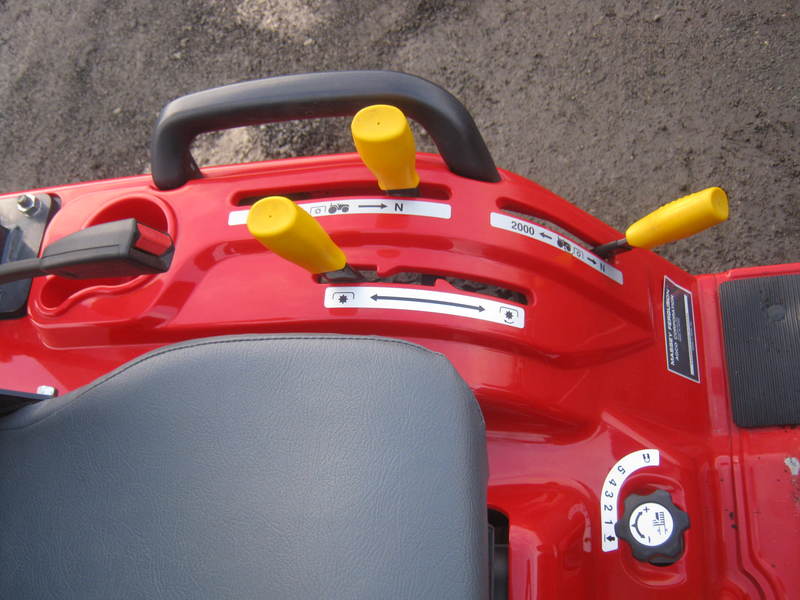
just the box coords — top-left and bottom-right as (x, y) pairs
(557, 238), (572, 252)
(328, 203), (350, 214)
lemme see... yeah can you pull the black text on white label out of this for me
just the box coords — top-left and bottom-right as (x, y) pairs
(489, 212), (623, 284)
(228, 198), (451, 225)
(600, 449), (661, 552)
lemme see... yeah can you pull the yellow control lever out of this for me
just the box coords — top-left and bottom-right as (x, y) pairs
(247, 196), (346, 274)
(592, 187), (729, 258)
(351, 104), (420, 192)
(625, 187), (729, 249)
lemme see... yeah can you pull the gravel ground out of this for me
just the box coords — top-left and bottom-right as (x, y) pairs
(0, 0), (796, 273)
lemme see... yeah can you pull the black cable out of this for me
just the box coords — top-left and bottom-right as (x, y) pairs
(0, 258), (44, 285)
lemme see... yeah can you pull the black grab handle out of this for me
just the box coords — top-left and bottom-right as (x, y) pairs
(150, 70), (500, 190)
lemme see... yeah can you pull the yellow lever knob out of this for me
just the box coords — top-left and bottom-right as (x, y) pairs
(351, 104), (420, 191)
(246, 196), (346, 274)
(625, 187), (729, 249)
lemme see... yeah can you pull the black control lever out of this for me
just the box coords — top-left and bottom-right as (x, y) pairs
(0, 219), (173, 285)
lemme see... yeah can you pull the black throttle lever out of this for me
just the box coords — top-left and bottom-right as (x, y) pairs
(0, 219), (174, 285)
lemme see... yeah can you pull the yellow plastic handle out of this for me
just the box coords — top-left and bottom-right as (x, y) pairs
(351, 104), (420, 191)
(625, 187), (729, 249)
(246, 196), (346, 274)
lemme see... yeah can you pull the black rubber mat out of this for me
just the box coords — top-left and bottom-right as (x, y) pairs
(720, 274), (800, 428)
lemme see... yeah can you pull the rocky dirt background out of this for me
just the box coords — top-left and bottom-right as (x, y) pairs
(0, 0), (796, 273)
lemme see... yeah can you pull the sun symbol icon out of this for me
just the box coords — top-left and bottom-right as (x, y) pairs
(500, 307), (519, 323)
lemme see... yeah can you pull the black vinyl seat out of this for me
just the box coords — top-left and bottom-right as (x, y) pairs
(0, 334), (488, 599)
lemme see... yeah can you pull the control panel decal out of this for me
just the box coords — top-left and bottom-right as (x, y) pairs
(600, 448), (660, 552)
(324, 286), (524, 328)
(489, 212), (623, 284)
(228, 198), (451, 225)
(628, 502), (674, 546)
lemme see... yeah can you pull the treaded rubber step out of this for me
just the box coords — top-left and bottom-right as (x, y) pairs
(720, 274), (800, 428)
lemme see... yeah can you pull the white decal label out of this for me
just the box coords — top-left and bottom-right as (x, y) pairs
(490, 212), (623, 285)
(324, 286), (525, 328)
(228, 198), (451, 225)
(600, 449), (660, 552)
(628, 502), (674, 547)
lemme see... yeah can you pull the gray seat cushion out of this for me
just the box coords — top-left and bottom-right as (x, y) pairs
(0, 334), (488, 599)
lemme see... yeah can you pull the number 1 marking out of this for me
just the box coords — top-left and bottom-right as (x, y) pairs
(600, 449), (661, 552)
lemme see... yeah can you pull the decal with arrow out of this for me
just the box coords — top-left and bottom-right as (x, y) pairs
(490, 212), (623, 285)
(324, 286), (525, 328)
(228, 198), (451, 225)
(369, 293), (485, 312)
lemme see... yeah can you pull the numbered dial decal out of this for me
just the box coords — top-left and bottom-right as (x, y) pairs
(600, 449), (660, 552)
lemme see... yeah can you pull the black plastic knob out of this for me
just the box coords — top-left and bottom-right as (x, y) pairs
(615, 489), (689, 566)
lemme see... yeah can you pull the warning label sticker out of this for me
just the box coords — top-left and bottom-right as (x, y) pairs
(662, 277), (700, 382)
